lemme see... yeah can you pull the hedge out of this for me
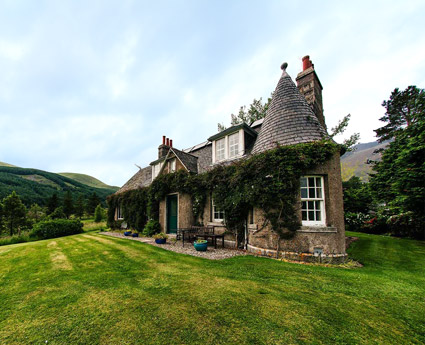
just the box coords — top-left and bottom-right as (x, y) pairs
(31, 219), (83, 239)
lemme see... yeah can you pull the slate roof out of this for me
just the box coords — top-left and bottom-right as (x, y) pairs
(171, 148), (198, 173)
(251, 64), (327, 154)
(116, 166), (152, 194)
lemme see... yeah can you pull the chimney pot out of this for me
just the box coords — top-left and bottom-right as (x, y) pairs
(302, 55), (312, 71)
(162, 135), (166, 145)
(170, 139), (173, 147)
(166, 138), (170, 146)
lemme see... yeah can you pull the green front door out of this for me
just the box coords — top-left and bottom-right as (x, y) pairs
(167, 195), (178, 234)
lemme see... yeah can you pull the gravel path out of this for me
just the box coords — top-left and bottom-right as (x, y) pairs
(99, 231), (247, 260)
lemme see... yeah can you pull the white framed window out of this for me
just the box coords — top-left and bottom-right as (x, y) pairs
(300, 176), (325, 225)
(169, 158), (176, 172)
(152, 162), (163, 179)
(117, 206), (123, 220)
(228, 132), (239, 158)
(212, 200), (225, 222)
(215, 138), (225, 162)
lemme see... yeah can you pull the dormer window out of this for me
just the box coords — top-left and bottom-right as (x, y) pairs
(152, 162), (163, 179)
(215, 138), (226, 162)
(228, 132), (239, 158)
(169, 158), (176, 172)
(209, 123), (257, 165)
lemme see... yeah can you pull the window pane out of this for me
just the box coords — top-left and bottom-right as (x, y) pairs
(301, 188), (308, 198)
(316, 177), (322, 187)
(308, 211), (315, 220)
(300, 177), (307, 187)
(309, 188), (315, 198)
(316, 211), (321, 221)
(302, 211), (307, 221)
(229, 132), (239, 158)
(315, 201), (321, 210)
(308, 201), (314, 210)
(316, 187), (322, 198)
(302, 201), (307, 210)
(308, 177), (315, 187)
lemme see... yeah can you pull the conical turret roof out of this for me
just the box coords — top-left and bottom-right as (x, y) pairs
(252, 63), (327, 154)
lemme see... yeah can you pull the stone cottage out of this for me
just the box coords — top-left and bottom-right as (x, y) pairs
(113, 56), (346, 261)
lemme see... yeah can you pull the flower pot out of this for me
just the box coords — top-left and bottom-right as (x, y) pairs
(194, 240), (208, 251)
(155, 238), (166, 244)
(124, 231), (132, 236)
(132, 233), (139, 237)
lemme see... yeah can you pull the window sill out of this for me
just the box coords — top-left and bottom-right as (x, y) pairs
(297, 226), (337, 233)
(208, 221), (225, 226)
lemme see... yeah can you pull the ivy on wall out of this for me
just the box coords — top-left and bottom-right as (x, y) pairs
(107, 140), (340, 239)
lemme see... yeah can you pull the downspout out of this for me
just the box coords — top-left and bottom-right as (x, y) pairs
(244, 219), (248, 250)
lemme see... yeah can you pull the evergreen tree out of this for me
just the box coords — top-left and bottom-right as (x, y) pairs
(2, 191), (27, 236)
(86, 192), (100, 216)
(342, 176), (373, 214)
(63, 191), (74, 219)
(0, 202), (3, 233)
(47, 193), (59, 214)
(94, 204), (104, 222)
(75, 194), (85, 219)
(50, 206), (66, 219)
(370, 86), (425, 239)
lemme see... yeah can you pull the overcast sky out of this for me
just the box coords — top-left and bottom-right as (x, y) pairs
(0, 0), (424, 186)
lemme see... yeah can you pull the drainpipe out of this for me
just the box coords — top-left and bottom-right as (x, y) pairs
(244, 219), (248, 250)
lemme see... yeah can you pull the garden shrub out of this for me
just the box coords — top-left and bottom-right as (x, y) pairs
(143, 220), (161, 237)
(32, 219), (83, 240)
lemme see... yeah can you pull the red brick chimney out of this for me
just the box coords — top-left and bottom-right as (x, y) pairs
(158, 136), (169, 158)
(296, 55), (326, 130)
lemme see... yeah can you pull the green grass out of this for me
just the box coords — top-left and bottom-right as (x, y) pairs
(0, 232), (424, 345)
(58, 172), (119, 190)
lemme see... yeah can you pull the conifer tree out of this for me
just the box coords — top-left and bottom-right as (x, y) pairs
(63, 191), (74, 219)
(2, 191), (27, 236)
(47, 193), (59, 214)
(75, 194), (85, 219)
(87, 192), (101, 216)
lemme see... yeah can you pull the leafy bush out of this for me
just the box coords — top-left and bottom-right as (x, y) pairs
(32, 219), (83, 240)
(49, 206), (66, 219)
(0, 232), (32, 246)
(153, 232), (168, 240)
(94, 204), (104, 222)
(344, 212), (369, 232)
(143, 220), (161, 237)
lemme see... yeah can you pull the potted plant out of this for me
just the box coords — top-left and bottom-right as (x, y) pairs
(124, 231), (132, 236)
(194, 239), (208, 252)
(153, 233), (168, 244)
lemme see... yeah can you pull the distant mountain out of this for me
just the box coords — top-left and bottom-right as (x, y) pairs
(341, 141), (388, 181)
(58, 172), (119, 190)
(0, 166), (117, 206)
(0, 161), (18, 167)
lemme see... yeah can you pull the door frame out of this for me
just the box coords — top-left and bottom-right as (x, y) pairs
(165, 193), (179, 234)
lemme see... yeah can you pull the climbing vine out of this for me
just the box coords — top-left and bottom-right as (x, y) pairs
(107, 140), (340, 242)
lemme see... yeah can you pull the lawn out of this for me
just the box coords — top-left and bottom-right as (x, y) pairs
(0, 232), (424, 345)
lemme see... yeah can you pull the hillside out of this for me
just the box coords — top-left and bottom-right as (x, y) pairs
(59, 172), (119, 190)
(0, 161), (17, 167)
(341, 141), (388, 181)
(0, 166), (116, 206)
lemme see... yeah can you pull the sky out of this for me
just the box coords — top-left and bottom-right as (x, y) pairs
(0, 0), (424, 187)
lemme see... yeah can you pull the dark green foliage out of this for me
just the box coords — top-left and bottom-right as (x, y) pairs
(27, 204), (46, 224)
(0, 166), (114, 207)
(75, 194), (85, 219)
(94, 204), (104, 222)
(31, 219), (83, 239)
(142, 219), (161, 237)
(342, 176), (373, 214)
(63, 191), (74, 218)
(47, 193), (59, 214)
(2, 191), (27, 236)
(86, 192), (100, 216)
(108, 140), (340, 246)
(49, 206), (66, 219)
(370, 86), (425, 239)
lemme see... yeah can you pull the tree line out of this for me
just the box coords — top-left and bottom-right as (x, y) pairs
(0, 191), (106, 237)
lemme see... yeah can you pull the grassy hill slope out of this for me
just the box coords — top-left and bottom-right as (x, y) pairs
(0, 161), (17, 167)
(0, 166), (116, 206)
(59, 172), (119, 190)
(0, 232), (423, 344)
(341, 141), (388, 181)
